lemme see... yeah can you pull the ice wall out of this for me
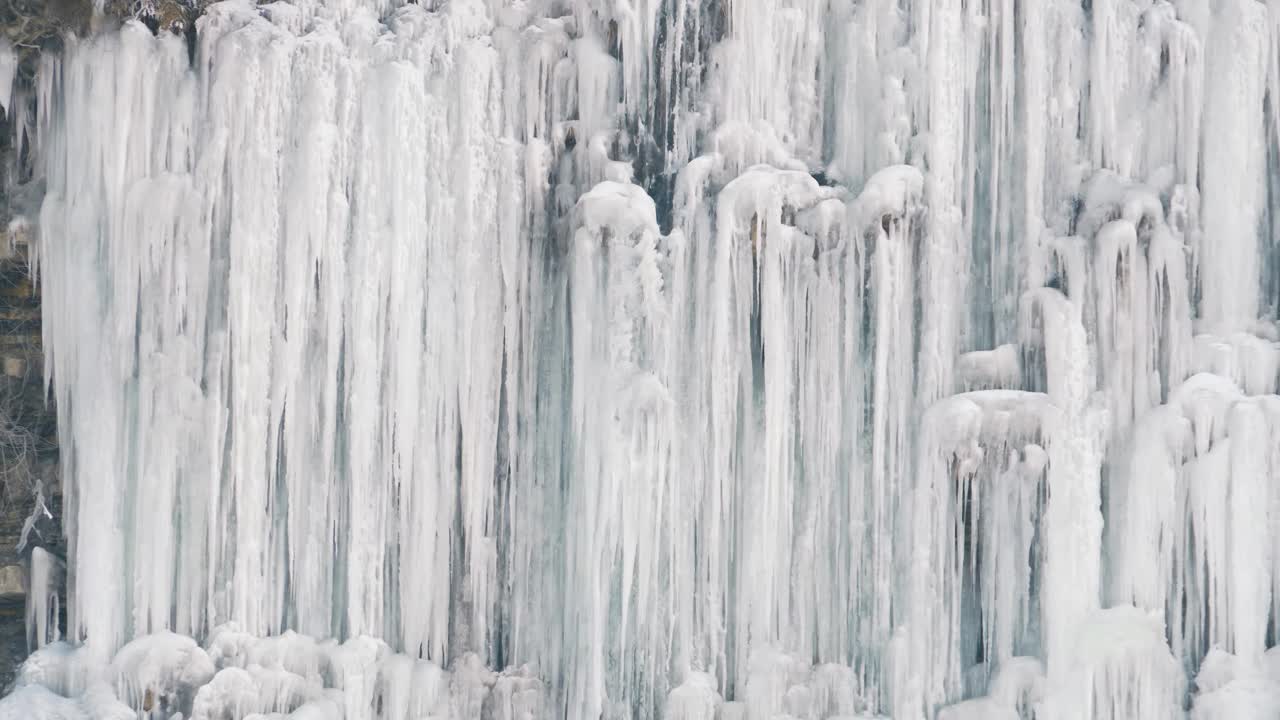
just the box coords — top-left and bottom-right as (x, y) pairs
(10, 0), (1280, 718)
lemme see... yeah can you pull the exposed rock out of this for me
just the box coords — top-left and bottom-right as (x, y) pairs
(105, 0), (208, 35)
(0, 0), (208, 78)
(0, 0), (85, 83)
(0, 0), (89, 53)
(0, 565), (22, 600)
(0, 250), (59, 689)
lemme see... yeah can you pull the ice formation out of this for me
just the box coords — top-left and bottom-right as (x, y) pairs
(6, 0), (1280, 717)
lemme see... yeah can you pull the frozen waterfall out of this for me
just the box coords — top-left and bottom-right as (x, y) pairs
(5, 0), (1280, 718)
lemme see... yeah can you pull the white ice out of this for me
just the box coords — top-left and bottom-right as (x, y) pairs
(11, 0), (1280, 718)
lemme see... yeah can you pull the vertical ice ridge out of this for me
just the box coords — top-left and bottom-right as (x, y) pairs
(17, 0), (1280, 719)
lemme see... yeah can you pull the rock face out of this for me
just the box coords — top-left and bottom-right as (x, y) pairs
(0, 0), (204, 80)
(0, 0), (90, 77)
(0, 236), (60, 691)
(0, 69), (60, 685)
(104, 1), (207, 34)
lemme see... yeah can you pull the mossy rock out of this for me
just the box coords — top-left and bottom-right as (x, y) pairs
(0, 0), (90, 50)
(105, 0), (204, 34)
(0, 0), (209, 74)
(0, 0), (91, 81)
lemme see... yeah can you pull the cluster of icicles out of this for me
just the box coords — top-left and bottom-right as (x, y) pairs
(4, 0), (1280, 718)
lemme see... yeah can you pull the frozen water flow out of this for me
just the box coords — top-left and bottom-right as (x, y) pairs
(10, 0), (1280, 718)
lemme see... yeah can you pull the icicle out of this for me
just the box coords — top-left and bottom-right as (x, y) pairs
(1023, 287), (1108, 709)
(1197, 0), (1268, 330)
(564, 179), (672, 719)
(0, 37), (16, 118)
(20, 0), (1280, 718)
(26, 548), (64, 652)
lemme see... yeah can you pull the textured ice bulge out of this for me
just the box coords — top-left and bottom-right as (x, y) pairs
(8, 0), (1280, 718)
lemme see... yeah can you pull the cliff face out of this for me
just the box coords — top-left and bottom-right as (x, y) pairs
(0, 1), (90, 77)
(1, 0), (205, 70)
(0, 2), (54, 678)
(0, 234), (58, 690)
